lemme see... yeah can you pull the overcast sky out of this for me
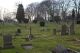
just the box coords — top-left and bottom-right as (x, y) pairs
(0, 0), (43, 12)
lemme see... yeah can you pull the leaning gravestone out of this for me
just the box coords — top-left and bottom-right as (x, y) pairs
(3, 35), (14, 49)
(61, 24), (68, 36)
(69, 23), (75, 35)
(52, 44), (69, 53)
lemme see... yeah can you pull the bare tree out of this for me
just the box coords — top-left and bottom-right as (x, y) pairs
(58, 0), (71, 22)
(25, 3), (38, 21)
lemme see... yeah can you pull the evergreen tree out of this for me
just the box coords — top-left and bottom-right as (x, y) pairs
(72, 9), (75, 20)
(16, 4), (25, 23)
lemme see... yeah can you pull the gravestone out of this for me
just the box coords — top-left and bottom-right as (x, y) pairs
(61, 25), (68, 36)
(40, 21), (45, 27)
(0, 47), (2, 53)
(52, 44), (68, 53)
(16, 51), (19, 53)
(53, 29), (56, 35)
(70, 23), (75, 35)
(17, 29), (21, 33)
(15, 29), (21, 36)
(0, 33), (2, 36)
(3, 35), (14, 49)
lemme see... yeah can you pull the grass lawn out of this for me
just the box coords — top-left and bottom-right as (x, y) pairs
(0, 22), (80, 53)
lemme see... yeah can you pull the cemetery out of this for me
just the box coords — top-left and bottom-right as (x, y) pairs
(0, 0), (80, 53)
(0, 23), (79, 53)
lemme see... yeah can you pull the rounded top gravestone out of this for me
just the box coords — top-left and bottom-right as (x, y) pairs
(52, 44), (68, 53)
(40, 21), (45, 27)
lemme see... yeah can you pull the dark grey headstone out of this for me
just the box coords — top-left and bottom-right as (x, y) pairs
(53, 29), (56, 35)
(0, 47), (2, 53)
(52, 44), (68, 53)
(0, 33), (3, 36)
(16, 51), (19, 53)
(3, 35), (14, 49)
(61, 25), (68, 36)
(17, 29), (21, 33)
(70, 23), (75, 35)
(15, 29), (21, 36)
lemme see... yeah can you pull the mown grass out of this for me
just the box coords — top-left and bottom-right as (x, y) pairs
(0, 22), (80, 53)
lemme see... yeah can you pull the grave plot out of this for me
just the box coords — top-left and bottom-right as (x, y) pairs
(21, 44), (33, 50)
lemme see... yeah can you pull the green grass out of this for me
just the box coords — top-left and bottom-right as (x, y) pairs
(0, 23), (80, 53)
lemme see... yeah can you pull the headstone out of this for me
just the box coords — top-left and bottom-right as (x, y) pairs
(0, 33), (2, 36)
(53, 29), (56, 35)
(61, 25), (68, 36)
(15, 29), (21, 36)
(17, 29), (21, 33)
(0, 47), (2, 53)
(16, 51), (19, 53)
(40, 21), (45, 27)
(3, 35), (14, 49)
(52, 44), (68, 53)
(69, 23), (75, 35)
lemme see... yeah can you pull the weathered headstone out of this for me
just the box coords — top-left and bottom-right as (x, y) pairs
(69, 23), (75, 35)
(40, 21), (45, 27)
(15, 29), (21, 36)
(16, 51), (19, 53)
(3, 35), (14, 49)
(52, 44), (68, 53)
(0, 33), (2, 36)
(0, 47), (2, 53)
(17, 29), (21, 33)
(61, 25), (68, 36)
(53, 29), (56, 35)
